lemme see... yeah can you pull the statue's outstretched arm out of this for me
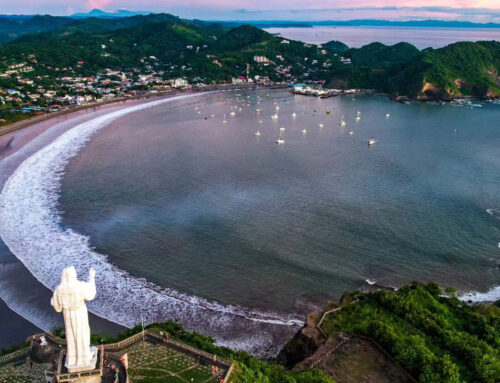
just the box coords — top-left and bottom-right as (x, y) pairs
(84, 267), (97, 301)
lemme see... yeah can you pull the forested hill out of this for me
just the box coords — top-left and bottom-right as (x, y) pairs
(0, 12), (498, 100)
(327, 40), (500, 100)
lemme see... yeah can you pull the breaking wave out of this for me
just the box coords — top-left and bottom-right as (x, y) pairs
(460, 285), (500, 303)
(0, 94), (302, 357)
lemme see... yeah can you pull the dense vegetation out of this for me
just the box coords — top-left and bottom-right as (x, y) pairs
(326, 40), (500, 99)
(320, 282), (500, 383)
(0, 13), (498, 103)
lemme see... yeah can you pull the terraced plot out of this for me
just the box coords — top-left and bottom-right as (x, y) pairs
(125, 342), (221, 383)
(0, 360), (51, 383)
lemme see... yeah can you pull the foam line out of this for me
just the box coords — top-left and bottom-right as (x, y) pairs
(0, 94), (302, 357)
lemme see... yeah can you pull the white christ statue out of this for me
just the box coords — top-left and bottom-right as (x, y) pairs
(51, 266), (97, 372)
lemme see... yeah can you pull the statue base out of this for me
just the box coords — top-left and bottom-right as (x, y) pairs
(65, 346), (98, 373)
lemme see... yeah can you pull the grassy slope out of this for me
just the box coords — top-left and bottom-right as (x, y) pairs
(320, 283), (500, 383)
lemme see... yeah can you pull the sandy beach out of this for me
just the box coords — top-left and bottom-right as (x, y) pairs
(0, 95), (171, 348)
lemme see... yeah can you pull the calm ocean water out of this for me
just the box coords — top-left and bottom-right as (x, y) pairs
(263, 26), (500, 49)
(58, 90), (500, 319)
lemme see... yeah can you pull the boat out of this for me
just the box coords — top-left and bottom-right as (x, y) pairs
(230, 111), (236, 116)
(356, 115), (361, 121)
(255, 131), (261, 136)
(292, 112), (297, 118)
(271, 114), (279, 119)
(276, 137), (285, 144)
(259, 120), (263, 124)
(326, 110), (331, 115)
(340, 116), (346, 127)
(349, 131), (354, 135)
(318, 123), (324, 128)
(301, 129), (308, 134)
(276, 106), (280, 110)
(368, 138), (377, 146)
(385, 113), (391, 118)
(280, 127), (286, 131)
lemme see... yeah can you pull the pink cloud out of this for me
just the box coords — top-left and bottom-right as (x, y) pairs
(87, 0), (113, 10)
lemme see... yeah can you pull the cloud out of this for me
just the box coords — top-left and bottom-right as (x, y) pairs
(87, 0), (113, 10)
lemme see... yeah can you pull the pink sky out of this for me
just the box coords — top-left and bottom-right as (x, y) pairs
(2, 0), (499, 22)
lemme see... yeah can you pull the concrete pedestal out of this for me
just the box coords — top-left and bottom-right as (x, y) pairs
(66, 346), (98, 373)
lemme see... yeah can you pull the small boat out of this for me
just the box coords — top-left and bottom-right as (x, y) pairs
(349, 131), (354, 135)
(280, 127), (286, 131)
(276, 137), (285, 144)
(368, 138), (377, 146)
(259, 120), (263, 124)
(255, 131), (261, 136)
(271, 114), (279, 119)
(326, 110), (331, 115)
(292, 112), (297, 118)
(318, 123), (324, 128)
(356, 115), (361, 121)
(385, 113), (391, 118)
(276, 106), (280, 110)
(340, 119), (346, 127)
(452, 129), (458, 133)
(230, 111), (236, 116)
(256, 109), (262, 114)
(301, 129), (308, 134)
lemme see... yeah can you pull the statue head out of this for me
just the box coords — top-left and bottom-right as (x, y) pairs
(61, 266), (77, 285)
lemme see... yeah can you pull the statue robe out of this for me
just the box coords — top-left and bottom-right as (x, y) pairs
(51, 274), (96, 367)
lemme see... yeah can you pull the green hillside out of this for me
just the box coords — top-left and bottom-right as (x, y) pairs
(319, 283), (500, 383)
(326, 40), (500, 99)
(0, 13), (498, 100)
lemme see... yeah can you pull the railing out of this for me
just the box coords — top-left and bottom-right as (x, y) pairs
(0, 346), (31, 366)
(101, 332), (144, 351)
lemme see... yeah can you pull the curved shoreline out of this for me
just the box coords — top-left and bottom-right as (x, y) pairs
(0, 87), (498, 351)
(0, 91), (302, 357)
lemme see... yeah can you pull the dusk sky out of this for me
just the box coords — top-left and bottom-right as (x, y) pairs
(1, 0), (500, 22)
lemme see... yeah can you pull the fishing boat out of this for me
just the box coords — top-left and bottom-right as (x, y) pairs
(385, 113), (391, 118)
(271, 114), (279, 119)
(230, 111), (236, 116)
(368, 138), (377, 146)
(301, 129), (308, 134)
(349, 131), (354, 135)
(276, 137), (285, 144)
(255, 131), (261, 136)
(280, 127), (286, 131)
(318, 123), (324, 128)
(292, 112), (297, 118)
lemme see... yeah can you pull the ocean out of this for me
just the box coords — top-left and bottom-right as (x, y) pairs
(0, 90), (499, 355)
(263, 26), (500, 49)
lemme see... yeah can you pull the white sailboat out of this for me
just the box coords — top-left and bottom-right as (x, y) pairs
(302, 129), (308, 134)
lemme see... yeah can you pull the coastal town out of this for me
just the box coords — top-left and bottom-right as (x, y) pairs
(0, 37), (358, 127)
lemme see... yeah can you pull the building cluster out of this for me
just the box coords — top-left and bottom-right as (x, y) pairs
(0, 41), (355, 122)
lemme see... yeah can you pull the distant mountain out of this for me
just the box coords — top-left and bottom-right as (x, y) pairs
(0, 15), (73, 43)
(71, 9), (153, 19)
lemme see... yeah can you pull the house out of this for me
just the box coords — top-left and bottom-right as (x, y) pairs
(254, 56), (270, 64)
(293, 83), (307, 92)
(340, 57), (352, 64)
(174, 78), (188, 87)
(281, 39), (290, 44)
